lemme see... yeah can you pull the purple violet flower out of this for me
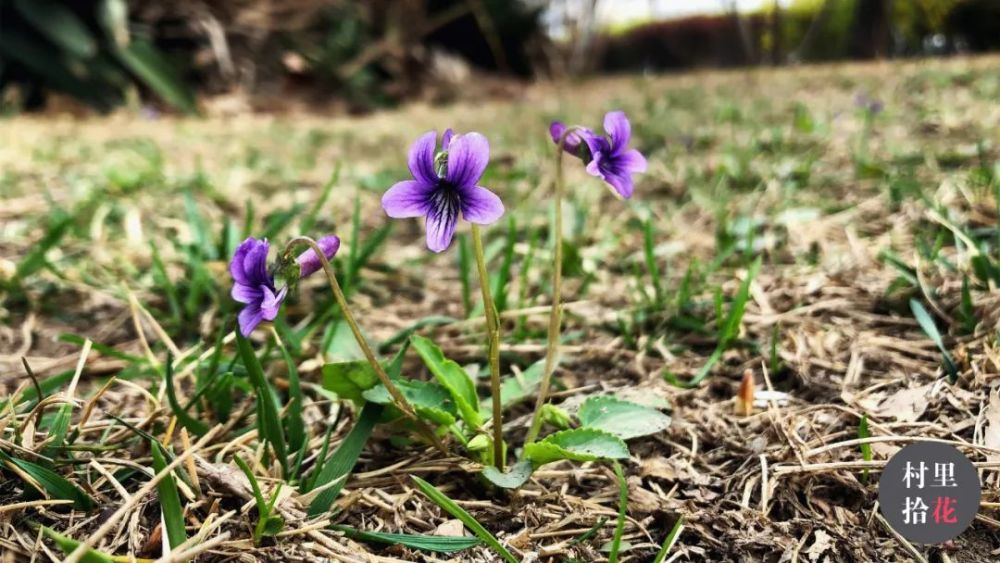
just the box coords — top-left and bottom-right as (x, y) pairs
(382, 129), (504, 252)
(230, 235), (340, 336)
(550, 111), (647, 199)
(854, 93), (884, 115)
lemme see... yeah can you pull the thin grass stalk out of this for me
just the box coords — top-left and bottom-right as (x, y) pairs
(525, 127), (579, 444)
(470, 224), (504, 470)
(284, 236), (447, 455)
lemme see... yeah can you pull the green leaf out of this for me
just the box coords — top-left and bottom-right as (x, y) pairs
(481, 460), (533, 489)
(665, 257), (760, 388)
(652, 517), (685, 563)
(858, 414), (872, 483)
(523, 428), (630, 468)
(114, 40), (197, 114)
(14, 214), (72, 283)
(411, 476), (519, 563)
(362, 380), (457, 426)
(307, 342), (409, 515)
(643, 217), (665, 304)
(321, 360), (380, 404)
(40, 527), (114, 563)
(14, 0), (97, 59)
(236, 332), (287, 474)
(410, 335), (482, 429)
(0, 451), (93, 510)
(234, 455), (285, 543)
(496, 359), (544, 409)
(277, 336), (306, 455)
(539, 404), (572, 430)
(334, 525), (481, 554)
(164, 355), (209, 437)
(307, 402), (383, 516)
(909, 299), (959, 383)
(0, 30), (111, 110)
(577, 396), (671, 440)
(150, 441), (186, 549)
(719, 257), (761, 343)
(608, 461), (628, 563)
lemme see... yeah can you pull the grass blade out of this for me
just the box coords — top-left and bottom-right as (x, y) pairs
(644, 217), (665, 304)
(164, 354), (209, 437)
(307, 343), (409, 515)
(909, 299), (959, 383)
(333, 525), (481, 553)
(652, 516), (684, 563)
(115, 39), (197, 114)
(276, 335), (305, 455)
(411, 476), (519, 563)
(40, 527), (120, 563)
(307, 401), (383, 516)
(150, 441), (186, 549)
(0, 451), (93, 510)
(236, 332), (288, 475)
(858, 414), (872, 483)
(608, 461), (628, 563)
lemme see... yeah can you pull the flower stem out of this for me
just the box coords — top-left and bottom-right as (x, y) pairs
(284, 236), (447, 456)
(525, 129), (574, 444)
(470, 224), (504, 471)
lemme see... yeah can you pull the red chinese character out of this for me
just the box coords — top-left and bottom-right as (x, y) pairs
(933, 496), (958, 524)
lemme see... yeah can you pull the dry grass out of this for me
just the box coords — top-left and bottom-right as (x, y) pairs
(1, 55), (1000, 561)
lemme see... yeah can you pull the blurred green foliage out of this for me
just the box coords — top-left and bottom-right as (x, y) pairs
(0, 0), (196, 113)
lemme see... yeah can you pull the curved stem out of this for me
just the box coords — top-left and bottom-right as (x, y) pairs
(525, 127), (577, 444)
(285, 236), (447, 455)
(471, 225), (504, 471)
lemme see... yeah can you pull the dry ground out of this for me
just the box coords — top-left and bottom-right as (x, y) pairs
(2, 55), (1000, 562)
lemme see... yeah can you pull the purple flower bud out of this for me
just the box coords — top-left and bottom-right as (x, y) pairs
(296, 235), (341, 278)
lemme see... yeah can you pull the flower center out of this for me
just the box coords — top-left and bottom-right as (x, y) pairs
(430, 182), (461, 220)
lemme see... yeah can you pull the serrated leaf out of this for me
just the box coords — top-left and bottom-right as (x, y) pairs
(578, 396), (671, 440)
(481, 460), (533, 489)
(321, 360), (380, 403)
(410, 335), (482, 429)
(523, 428), (630, 468)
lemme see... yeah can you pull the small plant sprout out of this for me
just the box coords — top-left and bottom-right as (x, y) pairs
(527, 111), (647, 444)
(382, 129), (507, 469)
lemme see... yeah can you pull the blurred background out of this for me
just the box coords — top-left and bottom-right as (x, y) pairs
(1, 0), (998, 115)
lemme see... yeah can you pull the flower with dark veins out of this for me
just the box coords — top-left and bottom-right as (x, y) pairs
(382, 129), (504, 252)
(230, 234), (341, 336)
